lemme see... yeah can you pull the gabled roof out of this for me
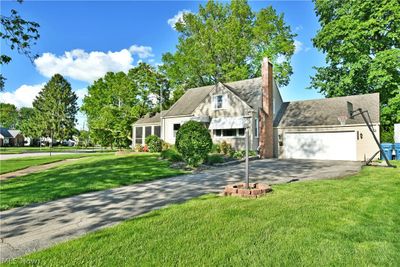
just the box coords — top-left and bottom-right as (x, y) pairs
(8, 130), (21, 138)
(275, 93), (380, 127)
(0, 127), (13, 138)
(163, 78), (263, 117)
(163, 85), (215, 117)
(222, 78), (262, 109)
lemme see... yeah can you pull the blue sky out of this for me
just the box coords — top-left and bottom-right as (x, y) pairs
(1, 0), (326, 128)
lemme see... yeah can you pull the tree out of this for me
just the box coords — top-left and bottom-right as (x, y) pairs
(175, 121), (212, 167)
(128, 62), (171, 112)
(0, 103), (18, 128)
(0, 0), (40, 90)
(16, 107), (37, 137)
(32, 74), (78, 144)
(81, 64), (171, 148)
(310, 0), (400, 138)
(161, 0), (296, 90)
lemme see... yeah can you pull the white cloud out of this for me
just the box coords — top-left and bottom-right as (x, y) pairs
(294, 40), (303, 54)
(129, 45), (154, 59)
(0, 83), (44, 108)
(34, 44), (155, 84)
(167, 9), (191, 29)
(34, 49), (134, 83)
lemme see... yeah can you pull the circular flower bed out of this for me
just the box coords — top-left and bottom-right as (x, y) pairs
(223, 183), (272, 198)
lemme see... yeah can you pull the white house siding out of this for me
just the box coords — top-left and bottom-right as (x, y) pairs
(276, 124), (380, 161)
(161, 116), (192, 145)
(192, 83), (258, 151)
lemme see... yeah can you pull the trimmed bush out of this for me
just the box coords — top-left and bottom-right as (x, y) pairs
(160, 149), (183, 162)
(145, 135), (162, 152)
(175, 121), (212, 166)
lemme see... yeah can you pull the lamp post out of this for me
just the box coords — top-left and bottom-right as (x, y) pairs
(243, 112), (253, 189)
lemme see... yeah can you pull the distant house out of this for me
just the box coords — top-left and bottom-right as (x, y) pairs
(132, 58), (380, 161)
(0, 128), (25, 147)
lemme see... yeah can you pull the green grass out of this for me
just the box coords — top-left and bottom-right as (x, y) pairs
(0, 154), (185, 210)
(6, 161), (399, 266)
(0, 146), (114, 154)
(0, 154), (98, 174)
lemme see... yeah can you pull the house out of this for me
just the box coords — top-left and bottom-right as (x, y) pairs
(0, 128), (25, 147)
(132, 58), (380, 161)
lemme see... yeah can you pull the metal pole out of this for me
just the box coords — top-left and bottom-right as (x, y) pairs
(357, 109), (395, 168)
(245, 127), (249, 188)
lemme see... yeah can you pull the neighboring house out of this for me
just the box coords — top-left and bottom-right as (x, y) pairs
(132, 58), (380, 161)
(0, 128), (25, 147)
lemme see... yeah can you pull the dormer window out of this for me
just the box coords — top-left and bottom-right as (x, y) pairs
(214, 95), (223, 109)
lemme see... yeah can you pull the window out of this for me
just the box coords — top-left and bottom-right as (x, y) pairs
(135, 127), (143, 145)
(254, 118), (259, 137)
(223, 129), (236, 136)
(145, 126), (152, 137)
(173, 124), (180, 137)
(213, 128), (246, 137)
(154, 126), (161, 137)
(214, 95), (223, 109)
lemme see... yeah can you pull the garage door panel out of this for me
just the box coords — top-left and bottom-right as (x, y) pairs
(284, 131), (356, 161)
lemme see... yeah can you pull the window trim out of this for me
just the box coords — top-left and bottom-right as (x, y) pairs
(213, 128), (246, 138)
(213, 94), (224, 110)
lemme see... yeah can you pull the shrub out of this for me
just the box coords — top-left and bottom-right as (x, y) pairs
(211, 144), (220, 153)
(143, 144), (149, 152)
(175, 121), (212, 166)
(160, 149), (183, 162)
(135, 144), (143, 152)
(233, 150), (245, 159)
(219, 141), (232, 155)
(206, 154), (225, 165)
(145, 135), (162, 152)
(162, 141), (172, 151)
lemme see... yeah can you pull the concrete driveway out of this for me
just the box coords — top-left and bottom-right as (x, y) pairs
(0, 159), (361, 262)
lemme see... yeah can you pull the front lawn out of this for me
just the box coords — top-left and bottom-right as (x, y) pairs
(9, 162), (400, 266)
(0, 154), (98, 174)
(0, 153), (185, 210)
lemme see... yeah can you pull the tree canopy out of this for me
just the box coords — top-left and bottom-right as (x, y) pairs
(32, 74), (78, 141)
(161, 0), (296, 89)
(0, 0), (40, 91)
(310, 0), (400, 139)
(81, 63), (170, 148)
(0, 103), (18, 128)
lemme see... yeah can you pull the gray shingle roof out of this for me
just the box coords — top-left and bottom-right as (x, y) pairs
(275, 93), (380, 127)
(163, 85), (215, 117)
(135, 111), (167, 125)
(223, 78), (262, 109)
(164, 78), (263, 117)
(0, 127), (12, 138)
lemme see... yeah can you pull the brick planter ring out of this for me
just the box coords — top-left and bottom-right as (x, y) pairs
(223, 183), (272, 198)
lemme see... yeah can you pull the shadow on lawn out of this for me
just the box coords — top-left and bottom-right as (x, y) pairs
(0, 159), (362, 242)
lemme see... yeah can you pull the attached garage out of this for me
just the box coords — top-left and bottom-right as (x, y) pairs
(284, 131), (357, 161)
(274, 93), (380, 161)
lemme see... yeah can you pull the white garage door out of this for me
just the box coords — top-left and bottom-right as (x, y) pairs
(284, 131), (357, 161)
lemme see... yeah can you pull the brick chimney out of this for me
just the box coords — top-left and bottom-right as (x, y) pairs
(259, 58), (274, 158)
